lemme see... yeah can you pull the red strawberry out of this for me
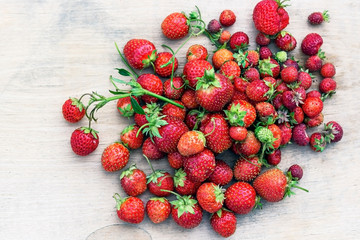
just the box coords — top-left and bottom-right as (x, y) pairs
(224, 182), (256, 214)
(113, 193), (145, 224)
(101, 142), (130, 172)
(184, 109), (210, 130)
(272, 93), (284, 110)
(161, 100), (186, 120)
(310, 132), (326, 152)
(301, 33), (323, 56)
(170, 194), (203, 229)
(259, 46), (273, 60)
(219, 60), (241, 80)
(183, 148), (216, 182)
(120, 165), (147, 197)
(70, 127), (99, 156)
(320, 62), (336, 78)
(212, 48), (234, 69)
(290, 106), (304, 125)
(163, 77), (185, 100)
(281, 66), (298, 83)
(154, 52), (178, 77)
(305, 113), (324, 128)
(267, 124), (282, 149)
(207, 19), (222, 33)
(288, 164), (304, 180)
(186, 44), (208, 62)
(137, 73), (163, 103)
(146, 197), (171, 224)
(275, 31), (297, 51)
(177, 130), (206, 157)
(282, 58), (300, 70)
(233, 156), (261, 182)
(246, 78), (276, 102)
(302, 97), (323, 118)
(229, 31), (249, 50)
(297, 70), (313, 90)
(246, 50), (260, 67)
(323, 121), (343, 143)
(117, 96), (140, 118)
(161, 12), (189, 40)
(278, 122), (292, 146)
(174, 168), (201, 196)
(120, 124), (144, 150)
(252, 0), (289, 35)
(255, 101), (277, 123)
(234, 77), (250, 92)
(167, 151), (185, 169)
(208, 160), (233, 186)
(196, 182), (224, 213)
(123, 39), (157, 70)
(232, 90), (251, 102)
(308, 10), (330, 25)
(134, 103), (161, 127)
(292, 123), (310, 146)
(183, 59), (213, 88)
(231, 131), (261, 156)
(218, 30), (231, 44)
(147, 168), (174, 197)
(244, 68), (260, 82)
(210, 209), (237, 238)
(142, 137), (165, 160)
(306, 90), (322, 99)
(181, 89), (200, 109)
(200, 113), (232, 154)
(62, 98), (85, 123)
(229, 126), (248, 141)
(319, 78), (336, 94)
(219, 9), (236, 27)
(259, 58), (280, 78)
(266, 149), (281, 166)
(195, 70), (234, 112)
(253, 168), (307, 202)
(282, 90), (304, 111)
(256, 32), (271, 46)
(305, 51), (326, 72)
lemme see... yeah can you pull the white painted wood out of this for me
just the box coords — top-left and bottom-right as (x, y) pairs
(0, 0), (360, 239)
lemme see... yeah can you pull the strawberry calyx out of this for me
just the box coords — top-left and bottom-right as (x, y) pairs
(224, 105), (247, 127)
(259, 58), (278, 77)
(322, 10), (330, 22)
(275, 0), (291, 8)
(120, 164), (137, 180)
(113, 193), (129, 210)
(143, 49), (158, 70)
(79, 126), (99, 139)
(149, 197), (168, 203)
(162, 189), (198, 218)
(188, 108), (207, 130)
(138, 115), (168, 139)
(195, 68), (220, 90)
(213, 184), (225, 204)
(233, 50), (249, 68)
(317, 49), (326, 60)
(174, 168), (187, 187)
(121, 124), (135, 135)
(313, 134), (326, 152)
(322, 123), (339, 143)
(263, 79), (276, 100)
(70, 97), (85, 112)
(254, 195), (263, 209)
(320, 91), (336, 101)
(277, 108), (290, 124)
(144, 154), (166, 185)
(284, 171), (309, 199)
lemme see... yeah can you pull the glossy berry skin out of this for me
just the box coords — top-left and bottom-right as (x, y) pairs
(253, 168), (287, 202)
(320, 63), (336, 78)
(281, 66), (298, 83)
(123, 39), (156, 70)
(224, 182), (256, 214)
(142, 138), (165, 160)
(120, 124), (143, 150)
(232, 131), (261, 156)
(101, 142), (130, 172)
(147, 172), (174, 197)
(278, 122), (292, 146)
(275, 31), (297, 52)
(183, 148), (216, 183)
(161, 100), (186, 121)
(181, 89), (200, 110)
(310, 132), (326, 152)
(288, 164), (303, 180)
(183, 59), (213, 88)
(161, 12), (189, 40)
(70, 127), (99, 156)
(246, 79), (274, 102)
(115, 196), (145, 224)
(252, 0), (289, 35)
(174, 168), (201, 196)
(325, 121), (343, 142)
(163, 77), (185, 100)
(117, 96), (140, 118)
(212, 48), (234, 69)
(302, 97), (323, 118)
(266, 149), (281, 166)
(210, 210), (237, 238)
(146, 198), (171, 224)
(219, 60), (241, 80)
(305, 113), (324, 128)
(229, 31), (249, 50)
(229, 126), (248, 141)
(196, 182), (224, 213)
(137, 74), (163, 103)
(319, 78), (336, 94)
(167, 151), (185, 169)
(233, 156), (261, 182)
(120, 165), (147, 197)
(301, 33), (323, 56)
(207, 19), (222, 33)
(308, 11), (329, 25)
(62, 98), (85, 123)
(297, 71), (313, 90)
(292, 123), (310, 146)
(256, 32), (271, 46)
(186, 44), (208, 62)
(226, 100), (256, 128)
(177, 130), (206, 157)
(154, 52), (178, 77)
(259, 46), (273, 60)
(208, 160), (233, 186)
(171, 201), (203, 229)
(219, 9), (236, 26)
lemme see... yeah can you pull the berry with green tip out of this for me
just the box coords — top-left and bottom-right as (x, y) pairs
(259, 58), (280, 78)
(120, 124), (144, 150)
(224, 181), (257, 214)
(275, 31), (297, 52)
(123, 39), (157, 70)
(196, 182), (225, 213)
(120, 164), (147, 197)
(287, 164), (304, 180)
(113, 193), (145, 224)
(174, 168), (201, 196)
(146, 197), (171, 224)
(310, 132), (326, 152)
(117, 96), (140, 118)
(207, 19), (222, 33)
(210, 209), (237, 238)
(70, 127), (99, 156)
(308, 10), (330, 25)
(62, 97), (85, 123)
(323, 121), (343, 143)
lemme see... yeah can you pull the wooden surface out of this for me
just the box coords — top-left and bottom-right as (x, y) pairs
(1, 0), (360, 239)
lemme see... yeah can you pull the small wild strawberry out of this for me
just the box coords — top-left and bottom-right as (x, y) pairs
(229, 31), (249, 50)
(320, 62), (336, 78)
(186, 44), (208, 62)
(62, 98), (85, 123)
(196, 182), (225, 213)
(308, 10), (329, 25)
(231, 131), (261, 156)
(177, 130), (206, 157)
(288, 164), (304, 180)
(210, 209), (237, 238)
(292, 123), (310, 146)
(120, 124), (144, 150)
(208, 160), (233, 186)
(310, 132), (326, 152)
(154, 52), (178, 77)
(301, 33), (323, 56)
(256, 32), (271, 46)
(146, 197), (171, 224)
(207, 19), (222, 33)
(113, 193), (145, 224)
(101, 142), (130, 172)
(266, 149), (282, 166)
(120, 164), (147, 197)
(70, 127), (99, 156)
(219, 9), (236, 27)
(224, 182), (257, 214)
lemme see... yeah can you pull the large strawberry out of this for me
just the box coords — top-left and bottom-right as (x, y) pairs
(225, 100), (257, 128)
(170, 194), (203, 229)
(183, 148), (216, 182)
(123, 39), (157, 70)
(62, 98), (85, 123)
(183, 59), (213, 88)
(137, 73), (163, 103)
(224, 182), (257, 214)
(101, 142), (130, 172)
(196, 182), (225, 213)
(120, 165), (147, 197)
(174, 168), (201, 196)
(253, 0), (290, 35)
(210, 209), (237, 238)
(146, 197), (171, 224)
(113, 193), (145, 224)
(195, 69), (234, 112)
(70, 127), (99, 156)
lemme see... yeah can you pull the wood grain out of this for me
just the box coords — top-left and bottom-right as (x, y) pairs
(1, 0), (360, 239)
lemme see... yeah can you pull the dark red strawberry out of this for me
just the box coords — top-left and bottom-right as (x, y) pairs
(282, 90), (304, 111)
(120, 124), (144, 150)
(302, 97), (323, 118)
(161, 12), (189, 40)
(70, 127), (99, 156)
(117, 96), (140, 118)
(234, 77), (250, 92)
(232, 131), (261, 156)
(163, 77), (185, 100)
(290, 106), (304, 125)
(243, 68), (260, 82)
(186, 44), (208, 62)
(167, 151), (185, 169)
(183, 148), (216, 182)
(142, 138), (165, 160)
(177, 130), (206, 157)
(207, 19), (222, 33)
(146, 197), (171, 224)
(183, 59), (213, 88)
(282, 58), (300, 70)
(229, 31), (249, 50)
(161, 100), (186, 120)
(233, 156), (261, 182)
(297, 70), (313, 90)
(123, 39), (157, 70)
(62, 98), (85, 123)
(292, 123), (310, 146)
(170, 194), (203, 229)
(259, 46), (273, 60)
(174, 168), (201, 196)
(278, 122), (292, 146)
(275, 31), (297, 51)
(208, 160), (233, 186)
(137, 73), (163, 103)
(266, 149), (281, 166)
(305, 50), (326, 72)
(113, 193), (145, 224)
(196, 182), (225, 213)
(319, 78), (336, 95)
(154, 52), (178, 77)
(281, 66), (298, 83)
(288, 164), (303, 180)
(267, 124), (282, 149)
(181, 89), (200, 110)
(220, 9), (236, 27)
(229, 126), (248, 141)
(272, 93), (284, 109)
(256, 32), (271, 46)
(323, 121), (343, 143)
(184, 109), (210, 130)
(101, 142), (130, 172)
(306, 90), (322, 99)
(301, 33), (323, 56)
(147, 167), (174, 197)
(246, 78), (276, 102)
(305, 113), (324, 128)
(219, 60), (241, 80)
(320, 62), (336, 78)
(259, 58), (280, 78)
(224, 182), (256, 214)
(308, 10), (330, 25)
(310, 132), (326, 152)
(120, 165), (147, 197)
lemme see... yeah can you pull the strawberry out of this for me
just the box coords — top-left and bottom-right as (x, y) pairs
(101, 142), (130, 172)
(281, 66), (298, 83)
(244, 68), (260, 82)
(275, 31), (297, 51)
(252, 0), (289, 35)
(231, 131), (261, 156)
(186, 44), (208, 62)
(218, 30), (231, 44)
(147, 166), (174, 197)
(259, 46), (273, 60)
(253, 168), (307, 202)
(195, 69), (234, 112)
(163, 77), (185, 100)
(200, 113), (232, 154)
(123, 39), (157, 70)
(181, 89), (200, 109)
(232, 90), (251, 102)
(183, 148), (216, 182)
(154, 52), (178, 77)
(207, 19), (222, 33)
(177, 130), (206, 157)
(290, 106), (304, 125)
(170, 194), (203, 229)
(266, 149), (281, 166)
(297, 70), (313, 90)
(70, 127), (99, 156)
(219, 9), (236, 27)
(310, 132), (326, 152)
(272, 93), (284, 110)
(219, 60), (241, 80)
(183, 59), (213, 88)
(142, 138), (165, 160)
(62, 98), (85, 123)
(229, 31), (249, 50)
(276, 81), (290, 93)
(267, 124), (282, 149)
(323, 121), (343, 143)
(174, 168), (201, 195)
(292, 123), (310, 146)
(120, 124), (144, 150)
(113, 193), (145, 224)
(161, 100), (186, 120)
(134, 103), (161, 127)
(224, 182), (257, 214)
(319, 78), (336, 95)
(256, 32), (271, 46)
(233, 156), (261, 182)
(246, 78), (276, 102)
(212, 48), (234, 69)
(117, 96), (140, 118)
(184, 109), (210, 130)
(282, 58), (300, 70)
(245, 50), (260, 67)
(305, 113), (324, 128)
(306, 90), (322, 99)
(308, 10), (330, 25)
(196, 182), (224, 213)
(288, 164), (303, 180)
(208, 160), (233, 186)
(302, 97), (323, 118)
(120, 165), (147, 197)
(167, 151), (185, 169)
(137, 73), (163, 103)
(255, 101), (277, 124)
(278, 122), (292, 146)
(282, 90), (304, 111)
(301, 33), (323, 56)
(146, 197), (171, 224)
(259, 58), (280, 78)
(210, 209), (237, 238)
(161, 12), (189, 40)
(229, 126), (248, 141)
(320, 62), (336, 78)
(305, 50), (326, 72)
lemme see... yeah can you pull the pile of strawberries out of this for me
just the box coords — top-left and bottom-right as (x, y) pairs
(62, 0), (343, 238)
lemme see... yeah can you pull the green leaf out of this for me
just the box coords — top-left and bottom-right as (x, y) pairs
(130, 96), (145, 115)
(116, 68), (131, 76)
